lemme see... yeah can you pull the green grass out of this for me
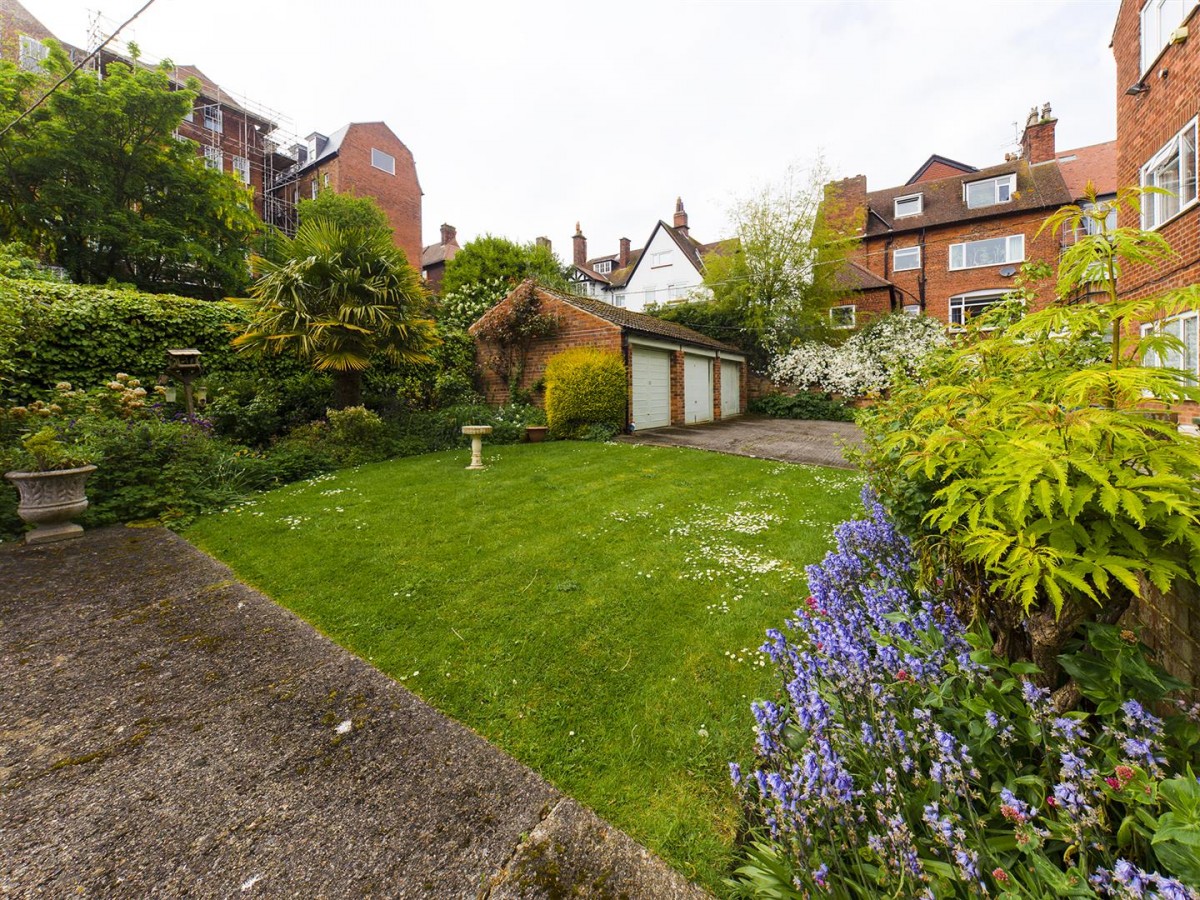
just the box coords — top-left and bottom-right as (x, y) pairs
(185, 441), (862, 892)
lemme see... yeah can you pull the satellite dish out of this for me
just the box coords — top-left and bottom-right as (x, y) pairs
(999, 266), (1017, 277)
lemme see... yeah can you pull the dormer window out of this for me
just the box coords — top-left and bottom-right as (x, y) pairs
(964, 174), (1015, 209)
(595, 260), (612, 274)
(894, 194), (923, 218)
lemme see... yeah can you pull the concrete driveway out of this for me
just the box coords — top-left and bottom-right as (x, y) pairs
(618, 414), (863, 469)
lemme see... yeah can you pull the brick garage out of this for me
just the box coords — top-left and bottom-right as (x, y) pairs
(469, 281), (747, 429)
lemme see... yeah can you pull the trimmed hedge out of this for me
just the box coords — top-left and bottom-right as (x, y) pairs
(543, 347), (627, 439)
(0, 279), (307, 402)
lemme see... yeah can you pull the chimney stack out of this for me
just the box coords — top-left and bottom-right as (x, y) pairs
(572, 221), (587, 268)
(536, 236), (552, 252)
(1020, 102), (1057, 165)
(619, 237), (631, 269)
(440, 223), (458, 247)
(673, 197), (689, 238)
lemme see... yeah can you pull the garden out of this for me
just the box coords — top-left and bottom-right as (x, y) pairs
(3, 178), (1200, 900)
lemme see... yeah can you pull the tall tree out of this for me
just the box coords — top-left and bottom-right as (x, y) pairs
(298, 190), (392, 234)
(697, 158), (859, 360)
(0, 46), (258, 297)
(234, 221), (438, 409)
(440, 234), (569, 297)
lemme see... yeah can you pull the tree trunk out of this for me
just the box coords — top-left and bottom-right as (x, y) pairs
(333, 371), (363, 409)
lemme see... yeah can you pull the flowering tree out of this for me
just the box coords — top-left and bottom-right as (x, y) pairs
(473, 280), (558, 400)
(771, 313), (948, 398)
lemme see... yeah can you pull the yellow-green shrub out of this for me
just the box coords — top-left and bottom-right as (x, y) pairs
(543, 348), (627, 439)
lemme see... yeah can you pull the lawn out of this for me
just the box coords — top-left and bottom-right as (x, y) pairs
(185, 441), (863, 892)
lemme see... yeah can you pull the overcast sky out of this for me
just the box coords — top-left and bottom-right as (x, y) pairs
(29, 0), (1121, 263)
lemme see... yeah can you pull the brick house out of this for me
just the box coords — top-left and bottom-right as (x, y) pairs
(828, 108), (1116, 330)
(421, 223), (460, 294)
(470, 280), (747, 429)
(1, 2), (423, 267)
(1113, 0), (1200, 401)
(568, 199), (736, 312)
(277, 123), (424, 269)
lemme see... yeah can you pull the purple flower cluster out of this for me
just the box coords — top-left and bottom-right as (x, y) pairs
(1092, 860), (1199, 899)
(732, 490), (1197, 898)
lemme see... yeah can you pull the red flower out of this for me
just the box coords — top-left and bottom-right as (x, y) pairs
(1046, 796), (1058, 808)
(1115, 765), (1135, 783)
(992, 868), (1010, 884)
(1105, 777), (1122, 791)
(896, 670), (909, 682)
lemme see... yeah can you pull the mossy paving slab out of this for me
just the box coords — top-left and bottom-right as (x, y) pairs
(0, 526), (708, 898)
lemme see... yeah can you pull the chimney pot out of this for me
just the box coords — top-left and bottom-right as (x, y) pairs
(1020, 103), (1057, 164)
(673, 197), (689, 238)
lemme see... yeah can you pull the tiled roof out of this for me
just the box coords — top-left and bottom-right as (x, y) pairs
(477, 281), (741, 354)
(421, 242), (457, 268)
(864, 158), (1073, 236)
(1056, 141), (1118, 199)
(573, 263), (611, 285)
(834, 260), (892, 292)
(906, 154), (978, 185)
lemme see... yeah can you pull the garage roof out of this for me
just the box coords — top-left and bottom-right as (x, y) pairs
(534, 283), (743, 354)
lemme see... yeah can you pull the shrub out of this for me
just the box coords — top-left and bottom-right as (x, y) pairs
(770, 313), (948, 399)
(279, 406), (394, 467)
(0, 279), (307, 403)
(543, 348), (627, 439)
(731, 493), (1200, 899)
(750, 391), (855, 422)
(203, 372), (333, 447)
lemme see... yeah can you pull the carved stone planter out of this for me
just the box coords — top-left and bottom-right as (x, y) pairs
(5, 465), (97, 545)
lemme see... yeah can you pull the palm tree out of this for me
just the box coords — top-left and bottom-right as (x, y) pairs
(234, 221), (437, 408)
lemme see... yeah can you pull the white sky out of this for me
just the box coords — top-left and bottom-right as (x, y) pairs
(28, 0), (1121, 263)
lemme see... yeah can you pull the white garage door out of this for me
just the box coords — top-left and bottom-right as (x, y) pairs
(721, 361), (741, 418)
(684, 354), (713, 424)
(631, 346), (671, 430)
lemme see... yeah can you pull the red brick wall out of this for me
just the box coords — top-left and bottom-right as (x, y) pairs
(472, 291), (623, 406)
(859, 206), (1061, 325)
(911, 160), (972, 184)
(328, 123), (423, 271)
(669, 351), (686, 425)
(1114, 1), (1200, 303)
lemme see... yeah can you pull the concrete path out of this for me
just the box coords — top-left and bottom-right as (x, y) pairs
(0, 527), (709, 899)
(618, 415), (863, 469)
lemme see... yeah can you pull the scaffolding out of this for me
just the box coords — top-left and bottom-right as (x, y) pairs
(83, 7), (304, 234)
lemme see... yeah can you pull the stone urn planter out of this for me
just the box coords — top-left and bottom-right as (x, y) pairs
(4, 465), (97, 545)
(525, 426), (549, 443)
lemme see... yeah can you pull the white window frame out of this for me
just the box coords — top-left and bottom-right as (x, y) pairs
(203, 106), (222, 133)
(830, 305), (856, 329)
(19, 35), (49, 72)
(232, 155), (250, 185)
(1140, 117), (1198, 229)
(949, 234), (1025, 271)
(595, 260), (612, 274)
(202, 145), (223, 171)
(668, 283), (687, 301)
(894, 193), (923, 218)
(1141, 0), (1199, 74)
(371, 148), (396, 175)
(644, 285), (658, 305)
(949, 290), (1009, 328)
(650, 250), (671, 268)
(963, 174), (1016, 209)
(893, 246), (921, 271)
(311, 179), (319, 200)
(183, 106), (194, 123)
(1141, 312), (1200, 381)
